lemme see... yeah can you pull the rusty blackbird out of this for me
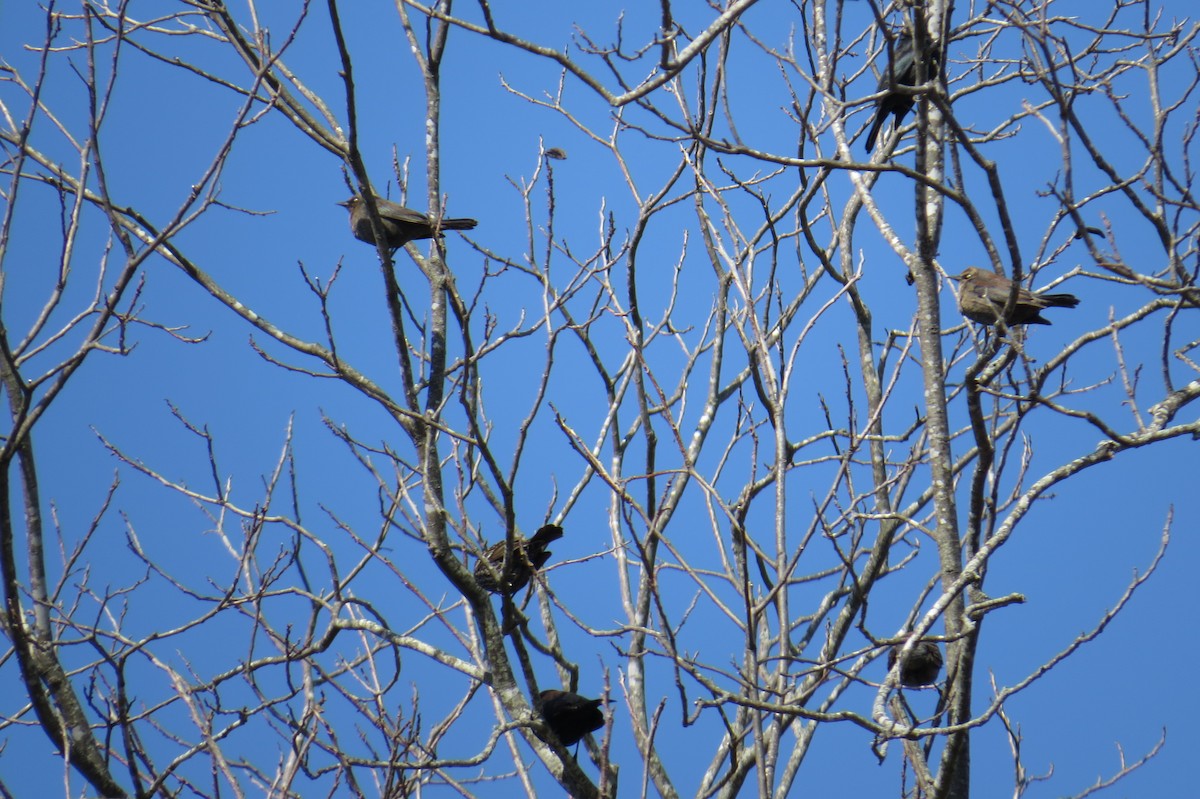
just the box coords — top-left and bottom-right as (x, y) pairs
(338, 196), (477, 248)
(474, 524), (564, 595)
(865, 33), (919, 151)
(888, 640), (943, 687)
(953, 267), (1080, 326)
(539, 689), (605, 746)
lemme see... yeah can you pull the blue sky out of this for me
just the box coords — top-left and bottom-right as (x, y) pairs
(0, 1), (1196, 797)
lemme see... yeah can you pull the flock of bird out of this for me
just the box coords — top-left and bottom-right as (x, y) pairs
(334, 192), (1077, 330)
(325, 23), (1089, 759)
(473, 524), (607, 749)
(330, 202), (609, 749)
(862, 31), (1079, 325)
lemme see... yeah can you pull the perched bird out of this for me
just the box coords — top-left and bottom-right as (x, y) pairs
(337, 195), (477, 248)
(953, 266), (1080, 326)
(865, 32), (922, 151)
(539, 689), (605, 747)
(888, 640), (943, 687)
(474, 524), (564, 594)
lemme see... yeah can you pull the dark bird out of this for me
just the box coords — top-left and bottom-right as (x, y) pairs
(865, 32), (922, 151)
(337, 195), (477, 248)
(953, 266), (1080, 326)
(888, 640), (943, 687)
(539, 689), (605, 747)
(474, 524), (564, 594)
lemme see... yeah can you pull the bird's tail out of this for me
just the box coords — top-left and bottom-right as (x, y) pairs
(1040, 293), (1080, 308)
(530, 524), (565, 546)
(864, 109), (887, 151)
(442, 217), (478, 231)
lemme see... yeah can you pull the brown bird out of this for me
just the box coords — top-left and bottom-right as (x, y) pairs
(539, 689), (605, 747)
(888, 640), (943, 687)
(474, 524), (564, 594)
(953, 266), (1080, 326)
(337, 195), (477, 248)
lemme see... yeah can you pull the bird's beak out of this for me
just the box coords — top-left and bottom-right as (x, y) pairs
(336, 199), (352, 208)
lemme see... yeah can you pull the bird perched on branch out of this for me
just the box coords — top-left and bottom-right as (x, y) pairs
(888, 640), (943, 687)
(864, 32), (931, 151)
(953, 266), (1080, 326)
(474, 524), (564, 594)
(539, 689), (605, 747)
(337, 195), (477, 249)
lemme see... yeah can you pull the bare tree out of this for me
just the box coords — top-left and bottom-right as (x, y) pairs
(0, 1), (1192, 797)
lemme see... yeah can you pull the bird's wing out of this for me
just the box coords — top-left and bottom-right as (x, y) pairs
(973, 279), (1015, 305)
(376, 201), (430, 225)
(893, 36), (917, 83)
(878, 34), (916, 91)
